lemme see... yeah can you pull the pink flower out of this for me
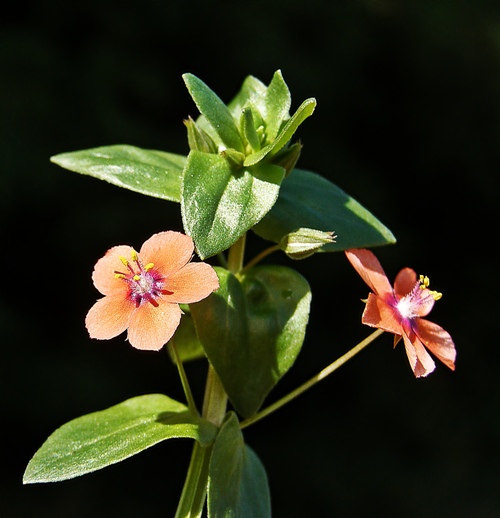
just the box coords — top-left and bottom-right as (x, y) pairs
(345, 248), (456, 377)
(85, 231), (219, 351)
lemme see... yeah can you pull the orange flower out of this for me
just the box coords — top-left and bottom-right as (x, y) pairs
(85, 231), (219, 351)
(345, 248), (456, 377)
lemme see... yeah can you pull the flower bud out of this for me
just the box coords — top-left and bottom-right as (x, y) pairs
(279, 228), (336, 259)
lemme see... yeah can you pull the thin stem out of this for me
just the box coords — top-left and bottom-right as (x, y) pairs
(169, 340), (198, 415)
(240, 244), (280, 274)
(240, 328), (385, 430)
(227, 233), (246, 274)
(174, 442), (211, 518)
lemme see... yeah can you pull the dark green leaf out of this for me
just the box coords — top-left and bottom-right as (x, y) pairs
(23, 394), (217, 483)
(50, 145), (185, 202)
(208, 412), (271, 518)
(191, 266), (311, 418)
(253, 168), (396, 250)
(181, 151), (285, 259)
(183, 73), (244, 152)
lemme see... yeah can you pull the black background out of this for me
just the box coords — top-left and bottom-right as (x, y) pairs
(2, 1), (500, 516)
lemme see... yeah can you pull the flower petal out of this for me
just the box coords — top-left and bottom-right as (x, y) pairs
(85, 295), (133, 340)
(394, 268), (417, 298)
(163, 262), (220, 304)
(415, 319), (456, 371)
(345, 249), (393, 298)
(401, 321), (436, 377)
(140, 231), (194, 276)
(362, 293), (402, 335)
(127, 301), (182, 351)
(92, 245), (136, 296)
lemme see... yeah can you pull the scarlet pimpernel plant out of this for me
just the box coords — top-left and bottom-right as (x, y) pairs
(23, 70), (456, 517)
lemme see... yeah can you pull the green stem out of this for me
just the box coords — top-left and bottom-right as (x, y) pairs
(240, 328), (385, 430)
(240, 244), (280, 274)
(174, 442), (211, 518)
(169, 339), (198, 415)
(227, 233), (246, 274)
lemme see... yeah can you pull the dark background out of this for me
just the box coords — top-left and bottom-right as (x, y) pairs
(2, 1), (499, 516)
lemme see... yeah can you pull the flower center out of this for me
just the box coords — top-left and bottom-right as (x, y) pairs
(396, 274), (442, 319)
(114, 251), (171, 307)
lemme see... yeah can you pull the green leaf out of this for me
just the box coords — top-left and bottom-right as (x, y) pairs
(243, 97), (316, 167)
(227, 75), (267, 120)
(191, 266), (311, 418)
(181, 151), (285, 259)
(183, 73), (244, 153)
(253, 168), (396, 251)
(50, 145), (185, 202)
(23, 394), (217, 484)
(208, 412), (271, 518)
(263, 69), (291, 141)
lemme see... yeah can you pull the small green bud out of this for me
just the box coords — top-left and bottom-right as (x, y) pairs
(218, 145), (246, 169)
(184, 116), (218, 153)
(280, 227), (336, 259)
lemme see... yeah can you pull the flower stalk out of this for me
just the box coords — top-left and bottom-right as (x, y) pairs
(240, 328), (385, 430)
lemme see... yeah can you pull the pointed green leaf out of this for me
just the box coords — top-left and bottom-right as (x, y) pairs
(208, 412), (271, 518)
(50, 145), (185, 202)
(183, 73), (244, 152)
(263, 69), (291, 141)
(253, 168), (396, 250)
(227, 75), (267, 119)
(191, 266), (311, 418)
(23, 394), (217, 484)
(244, 97), (316, 167)
(181, 151), (285, 259)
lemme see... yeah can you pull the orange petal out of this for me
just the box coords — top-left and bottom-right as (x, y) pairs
(401, 321), (436, 377)
(345, 249), (393, 298)
(85, 295), (133, 340)
(163, 262), (219, 304)
(415, 319), (456, 371)
(140, 231), (194, 276)
(362, 293), (402, 335)
(127, 300), (182, 351)
(393, 268), (417, 298)
(92, 245), (136, 296)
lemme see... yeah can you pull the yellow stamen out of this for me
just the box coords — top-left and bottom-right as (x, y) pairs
(133, 274), (141, 281)
(119, 256), (129, 267)
(419, 274), (442, 300)
(145, 263), (155, 271)
(131, 250), (139, 262)
(114, 273), (126, 279)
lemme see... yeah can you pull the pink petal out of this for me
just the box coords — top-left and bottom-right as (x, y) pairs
(163, 262), (220, 304)
(401, 321), (436, 377)
(92, 245), (136, 296)
(415, 319), (456, 371)
(140, 231), (194, 276)
(85, 295), (133, 340)
(345, 249), (393, 298)
(362, 293), (402, 335)
(127, 300), (182, 351)
(394, 268), (417, 298)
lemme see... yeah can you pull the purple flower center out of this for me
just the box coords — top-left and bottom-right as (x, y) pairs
(114, 252), (171, 307)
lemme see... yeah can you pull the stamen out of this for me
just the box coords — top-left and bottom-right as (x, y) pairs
(418, 274), (442, 300)
(145, 263), (155, 271)
(119, 256), (129, 267)
(133, 275), (141, 281)
(114, 273), (126, 279)
(131, 250), (139, 262)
